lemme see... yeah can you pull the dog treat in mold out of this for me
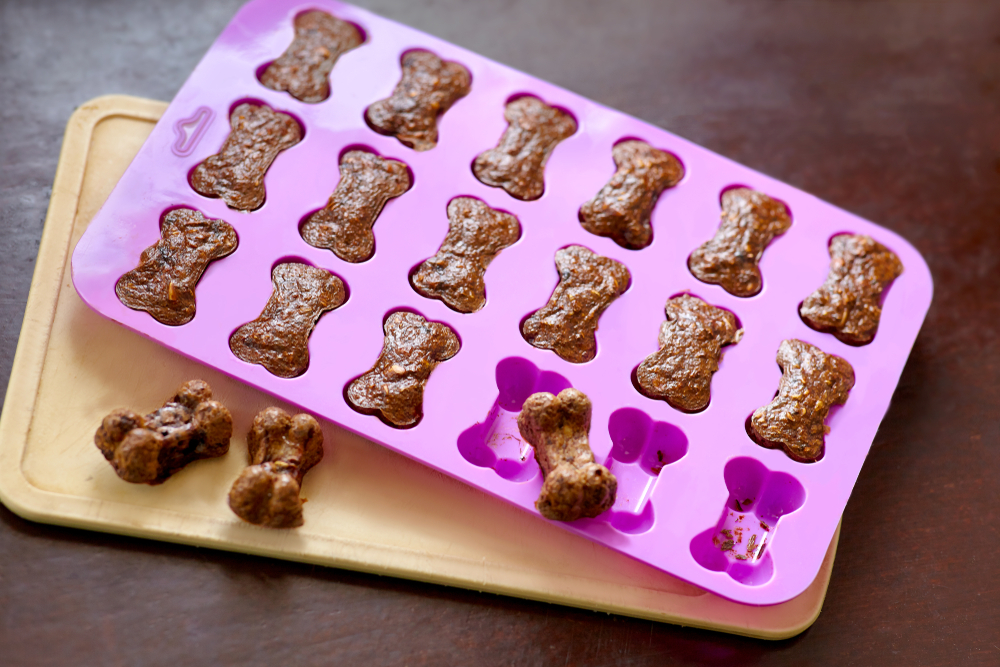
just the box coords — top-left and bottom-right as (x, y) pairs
(300, 149), (412, 263)
(688, 187), (792, 297)
(364, 49), (471, 151)
(190, 102), (302, 211)
(94, 380), (233, 484)
(346, 311), (461, 427)
(635, 294), (743, 412)
(473, 96), (577, 201)
(116, 207), (238, 326)
(259, 10), (363, 104)
(579, 140), (685, 250)
(799, 234), (904, 345)
(229, 262), (346, 378)
(410, 197), (521, 313)
(517, 389), (617, 521)
(228, 407), (324, 528)
(521, 245), (630, 364)
(748, 339), (855, 463)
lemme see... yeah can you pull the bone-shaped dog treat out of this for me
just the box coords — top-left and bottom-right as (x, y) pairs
(259, 10), (363, 104)
(748, 339), (855, 462)
(688, 187), (792, 297)
(517, 389), (617, 521)
(94, 380), (233, 484)
(364, 49), (471, 151)
(579, 140), (685, 249)
(473, 96), (577, 201)
(410, 197), (521, 313)
(190, 103), (302, 211)
(521, 245), (630, 364)
(228, 407), (324, 528)
(800, 234), (904, 345)
(116, 207), (237, 326)
(346, 311), (460, 427)
(229, 262), (346, 378)
(635, 294), (743, 412)
(299, 149), (412, 263)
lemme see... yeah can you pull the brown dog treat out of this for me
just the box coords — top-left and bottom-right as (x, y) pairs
(521, 245), (630, 364)
(748, 339), (855, 462)
(473, 96), (577, 201)
(800, 234), (904, 345)
(259, 10), (363, 104)
(635, 294), (743, 412)
(190, 103), (302, 211)
(94, 380), (233, 484)
(364, 50), (471, 151)
(346, 311), (460, 427)
(116, 208), (237, 326)
(517, 389), (617, 521)
(410, 197), (521, 313)
(300, 149), (412, 263)
(579, 140), (685, 249)
(688, 188), (792, 297)
(228, 407), (324, 528)
(229, 263), (346, 378)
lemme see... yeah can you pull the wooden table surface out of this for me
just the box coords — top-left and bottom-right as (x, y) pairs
(1, 1), (997, 664)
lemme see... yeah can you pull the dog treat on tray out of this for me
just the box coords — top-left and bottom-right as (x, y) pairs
(473, 96), (577, 201)
(228, 407), (324, 528)
(259, 10), (363, 103)
(800, 234), (904, 345)
(229, 262), (346, 378)
(635, 294), (743, 412)
(94, 380), (233, 484)
(517, 389), (617, 521)
(116, 207), (237, 326)
(190, 102), (302, 211)
(521, 245), (630, 364)
(300, 149), (412, 263)
(688, 187), (792, 297)
(364, 49), (471, 151)
(410, 197), (521, 313)
(579, 140), (685, 250)
(346, 311), (461, 427)
(748, 339), (855, 463)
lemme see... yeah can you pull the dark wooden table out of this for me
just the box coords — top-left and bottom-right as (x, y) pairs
(2, 1), (998, 664)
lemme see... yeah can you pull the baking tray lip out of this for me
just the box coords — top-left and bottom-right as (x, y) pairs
(0, 94), (841, 639)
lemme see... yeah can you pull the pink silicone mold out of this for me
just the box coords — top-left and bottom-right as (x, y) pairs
(71, 0), (933, 605)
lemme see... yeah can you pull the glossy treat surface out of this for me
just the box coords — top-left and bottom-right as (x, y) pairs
(800, 234), (904, 345)
(579, 140), (684, 249)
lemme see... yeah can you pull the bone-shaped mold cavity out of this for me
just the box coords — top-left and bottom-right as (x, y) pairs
(688, 187), (792, 297)
(258, 10), (364, 104)
(603, 408), (688, 534)
(457, 357), (572, 482)
(579, 139), (685, 250)
(521, 245), (631, 363)
(190, 101), (303, 211)
(747, 339), (855, 463)
(634, 293), (743, 413)
(300, 148), (412, 263)
(346, 310), (461, 428)
(116, 207), (238, 326)
(690, 457), (805, 587)
(229, 261), (347, 378)
(473, 95), (577, 201)
(799, 233), (904, 346)
(364, 49), (471, 151)
(410, 196), (521, 313)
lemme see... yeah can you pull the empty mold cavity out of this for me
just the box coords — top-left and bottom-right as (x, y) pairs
(690, 457), (805, 587)
(457, 357), (571, 482)
(602, 408), (687, 534)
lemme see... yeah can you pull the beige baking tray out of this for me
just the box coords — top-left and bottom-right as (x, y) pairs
(0, 95), (839, 639)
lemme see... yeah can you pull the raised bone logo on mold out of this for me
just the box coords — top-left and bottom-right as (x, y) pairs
(171, 106), (214, 158)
